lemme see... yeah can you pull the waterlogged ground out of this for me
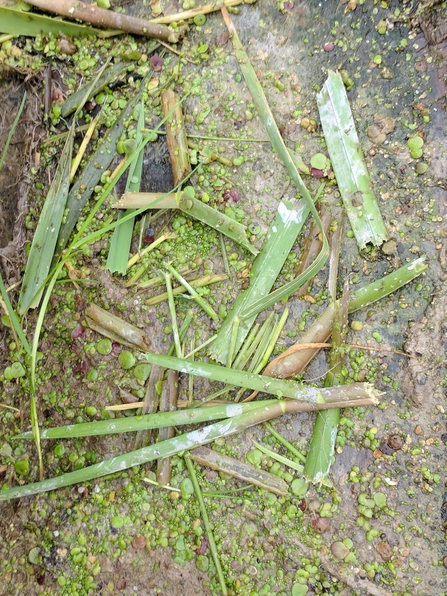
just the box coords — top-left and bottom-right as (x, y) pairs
(0, 1), (446, 595)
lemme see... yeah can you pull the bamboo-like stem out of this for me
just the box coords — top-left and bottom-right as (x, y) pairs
(264, 257), (427, 379)
(161, 89), (191, 185)
(145, 274), (227, 306)
(114, 191), (258, 256)
(184, 455), (228, 595)
(157, 369), (179, 485)
(85, 303), (151, 352)
(143, 352), (381, 404)
(190, 446), (288, 496)
(1, 398), (376, 501)
(304, 284), (349, 484)
(165, 263), (219, 322)
(26, 0), (180, 42)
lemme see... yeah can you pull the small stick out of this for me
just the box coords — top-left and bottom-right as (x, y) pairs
(157, 369), (179, 485)
(70, 110), (102, 182)
(161, 89), (191, 185)
(165, 264), (220, 321)
(164, 273), (182, 358)
(26, 0), (181, 42)
(150, 0), (247, 24)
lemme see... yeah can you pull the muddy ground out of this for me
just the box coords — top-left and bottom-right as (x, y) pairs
(0, 1), (446, 595)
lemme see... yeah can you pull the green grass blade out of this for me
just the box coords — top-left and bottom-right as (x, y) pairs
(317, 71), (388, 249)
(18, 126), (73, 314)
(106, 99), (145, 274)
(0, 6), (103, 38)
(208, 199), (310, 364)
(60, 61), (129, 118)
(221, 8), (329, 311)
(252, 441), (303, 474)
(55, 80), (148, 257)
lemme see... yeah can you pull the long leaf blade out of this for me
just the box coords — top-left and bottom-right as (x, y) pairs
(317, 70), (389, 249)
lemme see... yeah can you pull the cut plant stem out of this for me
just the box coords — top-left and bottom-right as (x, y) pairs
(143, 352), (381, 405)
(114, 191), (258, 256)
(85, 303), (151, 352)
(264, 257), (427, 379)
(157, 369), (179, 485)
(190, 446), (289, 496)
(161, 89), (191, 185)
(304, 283), (349, 484)
(126, 232), (177, 273)
(227, 317), (240, 368)
(25, 0), (180, 42)
(165, 263), (219, 322)
(317, 70), (388, 249)
(145, 274), (227, 306)
(1, 399), (377, 501)
(165, 273), (182, 358)
(184, 455), (228, 595)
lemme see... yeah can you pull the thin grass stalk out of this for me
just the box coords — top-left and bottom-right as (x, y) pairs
(165, 263), (219, 322)
(143, 352), (381, 404)
(247, 313), (277, 373)
(1, 399), (376, 501)
(221, 7), (329, 313)
(252, 441), (303, 474)
(134, 365), (164, 449)
(219, 232), (231, 277)
(263, 257), (427, 379)
(226, 317), (240, 368)
(255, 308), (289, 373)
(165, 273), (182, 358)
(264, 421), (307, 463)
(0, 90), (26, 173)
(18, 402), (275, 439)
(126, 232), (176, 273)
(145, 274), (227, 306)
(304, 283), (349, 484)
(231, 323), (260, 370)
(135, 263), (193, 290)
(184, 455), (228, 595)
